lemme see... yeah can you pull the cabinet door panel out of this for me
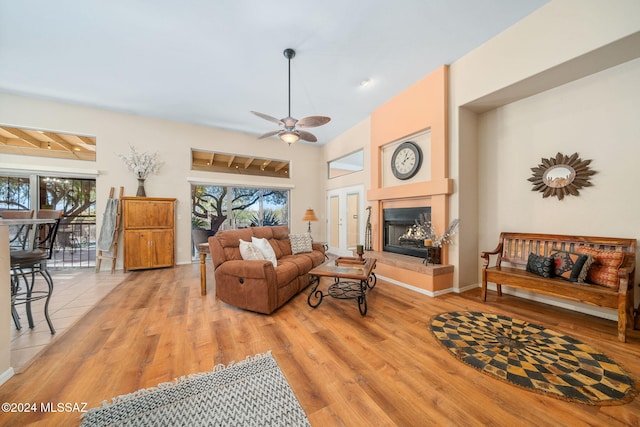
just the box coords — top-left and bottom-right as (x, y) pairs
(124, 201), (174, 229)
(124, 230), (152, 270)
(151, 230), (174, 267)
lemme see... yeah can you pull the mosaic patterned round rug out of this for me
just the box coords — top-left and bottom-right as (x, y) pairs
(430, 311), (637, 405)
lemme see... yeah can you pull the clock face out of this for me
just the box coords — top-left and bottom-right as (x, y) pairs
(391, 141), (422, 180)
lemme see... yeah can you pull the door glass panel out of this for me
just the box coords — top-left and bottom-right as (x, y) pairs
(39, 176), (96, 268)
(346, 192), (359, 250)
(329, 195), (340, 248)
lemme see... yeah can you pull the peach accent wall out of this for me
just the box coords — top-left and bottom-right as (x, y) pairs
(367, 65), (452, 263)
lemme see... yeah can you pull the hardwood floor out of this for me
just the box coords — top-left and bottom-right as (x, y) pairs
(1, 263), (639, 426)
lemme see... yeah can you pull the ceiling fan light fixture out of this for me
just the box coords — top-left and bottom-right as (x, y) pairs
(251, 48), (330, 145)
(280, 131), (300, 145)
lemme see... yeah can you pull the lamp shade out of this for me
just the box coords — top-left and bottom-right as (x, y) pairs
(280, 131), (300, 144)
(302, 209), (318, 222)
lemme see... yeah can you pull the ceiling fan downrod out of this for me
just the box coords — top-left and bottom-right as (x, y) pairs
(284, 48), (296, 119)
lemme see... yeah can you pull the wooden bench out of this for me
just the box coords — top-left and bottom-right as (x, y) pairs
(481, 232), (636, 342)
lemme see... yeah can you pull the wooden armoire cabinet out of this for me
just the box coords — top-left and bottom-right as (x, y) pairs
(121, 196), (176, 272)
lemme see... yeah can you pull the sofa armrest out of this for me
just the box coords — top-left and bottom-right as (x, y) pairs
(214, 260), (278, 314)
(312, 242), (326, 253)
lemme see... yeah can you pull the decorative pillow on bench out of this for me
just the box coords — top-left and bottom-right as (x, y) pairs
(526, 253), (554, 278)
(549, 250), (593, 283)
(576, 247), (625, 289)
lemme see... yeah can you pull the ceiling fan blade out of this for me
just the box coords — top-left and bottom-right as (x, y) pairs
(297, 116), (331, 128)
(298, 130), (318, 142)
(257, 130), (280, 139)
(251, 111), (283, 126)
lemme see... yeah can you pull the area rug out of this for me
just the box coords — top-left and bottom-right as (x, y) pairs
(430, 311), (637, 405)
(80, 351), (311, 426)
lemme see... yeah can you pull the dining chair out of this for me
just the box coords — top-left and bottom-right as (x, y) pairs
(10, 209), (63, 334)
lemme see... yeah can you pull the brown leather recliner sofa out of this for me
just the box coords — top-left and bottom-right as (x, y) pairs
(208, 225), (326, 314)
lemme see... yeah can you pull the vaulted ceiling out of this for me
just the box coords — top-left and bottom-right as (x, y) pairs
(0, 1), (548, 146)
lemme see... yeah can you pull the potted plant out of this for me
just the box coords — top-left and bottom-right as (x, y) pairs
(191, 216), (210, 247)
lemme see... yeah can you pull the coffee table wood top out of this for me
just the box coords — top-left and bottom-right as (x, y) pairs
(309, 257), (376, 281)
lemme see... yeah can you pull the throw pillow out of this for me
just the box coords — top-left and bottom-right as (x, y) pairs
(251, 237), (278, 267)
(525, 253), (554, 278)
(550, 250), (592, 283)
(238, 239), (264, 261)
(576, 247), (625, 288)
(289, 233), (313, 254)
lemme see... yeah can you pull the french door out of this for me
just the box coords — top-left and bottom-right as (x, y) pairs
(327, 185), (364, 257)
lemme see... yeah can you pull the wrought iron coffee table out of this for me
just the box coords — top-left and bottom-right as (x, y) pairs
(308, 257), (377, 315)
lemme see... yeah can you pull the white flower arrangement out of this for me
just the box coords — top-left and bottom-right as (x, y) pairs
(118, 145), (163, 179)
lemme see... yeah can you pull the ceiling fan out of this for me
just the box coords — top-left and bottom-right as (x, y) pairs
(251, 48), (330, 144)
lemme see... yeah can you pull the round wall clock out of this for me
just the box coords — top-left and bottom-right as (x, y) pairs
(391, 141), (422, 180)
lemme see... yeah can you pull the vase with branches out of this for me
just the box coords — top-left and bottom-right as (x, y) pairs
(118, 145), (163, 196)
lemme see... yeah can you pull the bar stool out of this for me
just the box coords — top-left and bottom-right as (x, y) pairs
(10, 209), (62, 334)
(2, 209), (35, 328)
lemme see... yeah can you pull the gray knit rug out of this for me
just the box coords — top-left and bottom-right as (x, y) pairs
(80, 352), (310, 426)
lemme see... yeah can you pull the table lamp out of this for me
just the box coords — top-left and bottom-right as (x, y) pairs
(302, 208), (318, 233)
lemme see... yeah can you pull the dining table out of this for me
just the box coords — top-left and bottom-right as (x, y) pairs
(0, 217), (58, 377)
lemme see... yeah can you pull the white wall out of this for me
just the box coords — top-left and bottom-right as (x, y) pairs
(0, 92), (324, 265)
(321, 117), (371, 239)
(449, 0), (640, 317)
(477, 58), (640, 316)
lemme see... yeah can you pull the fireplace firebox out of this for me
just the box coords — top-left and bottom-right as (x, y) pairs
(383, 207), (431, 258)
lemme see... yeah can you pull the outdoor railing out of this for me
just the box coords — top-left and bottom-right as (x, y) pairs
(51, 219), (96, 268)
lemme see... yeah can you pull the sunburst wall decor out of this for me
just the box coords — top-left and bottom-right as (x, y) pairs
(528, 152), (596, 200)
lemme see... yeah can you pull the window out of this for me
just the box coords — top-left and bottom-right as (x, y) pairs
(0, 175), (31, 210)
(328, 149), (364, 178)
(191, 149), (290, 178)
(1, 172), (97, 267)
(191, 183), (289, 257)
(0, 124), (96, 161)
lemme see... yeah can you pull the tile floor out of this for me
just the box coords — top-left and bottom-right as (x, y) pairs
(9, 268), (126, 373)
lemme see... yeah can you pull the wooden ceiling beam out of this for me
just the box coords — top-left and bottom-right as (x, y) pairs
(2, 127), (40, 148)
(42, 132), (76, 153)
(274, 162), (288, 172)
(77, 135), (96, 146)
(244, 157), (254, 169)
(227, 156), (235, 167)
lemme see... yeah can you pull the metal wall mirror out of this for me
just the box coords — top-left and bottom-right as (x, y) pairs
(328, 149), (364, 179)
(528, 152), (595, 200)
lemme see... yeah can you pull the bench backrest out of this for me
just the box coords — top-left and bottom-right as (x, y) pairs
(498, 232), (636, 270)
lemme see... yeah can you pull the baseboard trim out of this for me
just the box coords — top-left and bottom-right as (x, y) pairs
(377, 274), (453, 297)
(0, 367), (15, 386)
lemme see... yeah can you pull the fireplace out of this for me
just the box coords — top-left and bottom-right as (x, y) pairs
(383, 207), (431, 258)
